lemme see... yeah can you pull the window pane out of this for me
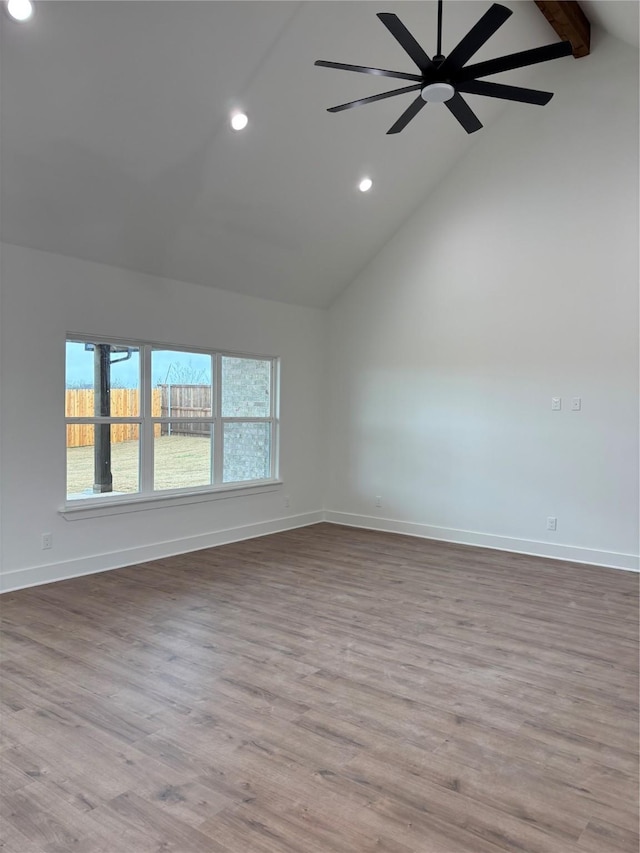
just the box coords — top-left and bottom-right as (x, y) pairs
(66, 424), (140, 499)
(152, 350), (213, 418)
(223, 422), (271, 483)
(66, 341), (140, 417)
(154, 423), (212, 491)
(221, 357), (271, 417)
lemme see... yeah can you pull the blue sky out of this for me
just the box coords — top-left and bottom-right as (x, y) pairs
(65, 342), (212, 388)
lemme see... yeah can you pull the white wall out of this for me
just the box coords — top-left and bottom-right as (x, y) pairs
(326, 33), (639, 570)
(1, 33), (638, 590)
(0, 244), (327, 590)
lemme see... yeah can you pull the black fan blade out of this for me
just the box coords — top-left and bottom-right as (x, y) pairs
(457, 80), (553, 105)
(444, 92), (483, 133)
(377, 13), (435, 74)
(327, 84), (423, 113)
(456, 41), (572, 82)
(387, 95), (427, 134)
(439, 4), (512, 74)
(314, 60), (423, 83)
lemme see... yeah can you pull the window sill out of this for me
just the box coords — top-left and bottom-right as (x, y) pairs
(59, 480), (283, 521)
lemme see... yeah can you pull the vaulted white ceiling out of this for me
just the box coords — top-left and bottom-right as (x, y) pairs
(1, 1), (637, 307)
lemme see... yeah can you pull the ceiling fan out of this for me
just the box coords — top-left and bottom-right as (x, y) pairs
(315, 1), (573, 134)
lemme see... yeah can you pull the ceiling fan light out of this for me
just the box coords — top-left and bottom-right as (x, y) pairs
(421, 82), (455, 103)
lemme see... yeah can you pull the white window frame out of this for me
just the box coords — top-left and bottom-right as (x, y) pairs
(62, 335), (281, 518)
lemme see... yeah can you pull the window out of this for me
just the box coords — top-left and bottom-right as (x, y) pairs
(65, 338), (278, 504)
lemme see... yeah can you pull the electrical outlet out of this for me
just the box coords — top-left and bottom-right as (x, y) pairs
(551, 397), (561, 411)
(375, 496), (382, 508)
(41, 533), (53, 550)
(283, 495), (290, 508)
(571, 397), (582, 411)
(546, 517), (557, 532)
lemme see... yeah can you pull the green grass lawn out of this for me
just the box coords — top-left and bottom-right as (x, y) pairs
(67, 435), (211, 496)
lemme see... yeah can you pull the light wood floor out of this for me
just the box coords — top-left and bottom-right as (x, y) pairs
(1, 523), (638, 853)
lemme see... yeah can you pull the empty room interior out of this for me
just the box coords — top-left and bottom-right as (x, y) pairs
(0, 1), (638, 851)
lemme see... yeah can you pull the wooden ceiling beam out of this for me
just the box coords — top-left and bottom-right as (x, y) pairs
(534, 1), (591, 58)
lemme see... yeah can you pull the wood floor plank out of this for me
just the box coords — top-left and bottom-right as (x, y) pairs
(0, 818), (48, 853)
(0, 781), (100, 850)
(433, 727), (639, 817)
(200, 795), (418, 853)
(577, 817), (640, 853)
(97, 790), (228, 852)
(1, 523), (638, 852)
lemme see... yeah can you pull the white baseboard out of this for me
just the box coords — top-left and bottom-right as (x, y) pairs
(0, 512), (324, 593)
(3, 509), (637, 593)
(324, 511), (640, 572)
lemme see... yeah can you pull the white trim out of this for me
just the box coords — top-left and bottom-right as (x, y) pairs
(67, 331), (277, 363)
(0, 512), (324, 593)
(219, 417), (275, 424)
(272, 358), (281, 481)
(214, 353), (222, 485)
(152, 417), (214, 424)
(140, 345), (153, 494)
(3, 509), (637, 595)
(66, 417), (143, 424)
(60, 480), (283, 519)
(65, 336), (277, 501)
(324, 511), (640, 572)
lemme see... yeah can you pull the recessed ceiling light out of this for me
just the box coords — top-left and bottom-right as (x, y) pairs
(231, 113), (248, 131)
(6, 0), (32, 20)
(358, 178), (373, 193)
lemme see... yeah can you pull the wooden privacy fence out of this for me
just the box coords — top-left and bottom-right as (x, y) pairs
(158, 384), (212, 437)
(66, 389), (162, 448)
(66, 386), (213, 447)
